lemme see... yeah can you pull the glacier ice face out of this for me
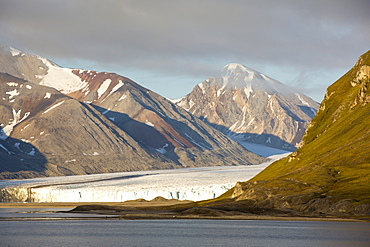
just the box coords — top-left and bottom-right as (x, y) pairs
(29, 183), (234, 202)
(0, 154), (289, 202)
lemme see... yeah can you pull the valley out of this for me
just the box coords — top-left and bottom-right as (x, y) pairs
(0, 45), (369, 220)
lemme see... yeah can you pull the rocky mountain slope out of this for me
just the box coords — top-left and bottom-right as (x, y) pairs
(204, 51), (370, 217)
(0, 46), (266, 179)
(0, 73), (169, 179)
(176, 63), (319, 150)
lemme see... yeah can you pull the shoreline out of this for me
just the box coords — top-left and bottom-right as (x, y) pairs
(1, 214), (367, 222)
(0, 199), (193, 208)
(1, 202), (369, 223)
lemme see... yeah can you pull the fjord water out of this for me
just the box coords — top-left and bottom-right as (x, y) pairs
(1, 219), (370, 247)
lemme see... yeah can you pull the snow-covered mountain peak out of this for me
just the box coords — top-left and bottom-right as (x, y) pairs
(224, 63), (249, 71)
(212, 63), (291, 97)
(176, 63), (320, 151)
(223, 63), (258, 75)
(222, 63), (262, 83)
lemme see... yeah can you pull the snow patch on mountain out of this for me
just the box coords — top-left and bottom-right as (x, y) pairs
(0, 109), (30, 140)
(6, 89), (19, 99)
(156, 143), (169, 154)
(98, 79), (112, 98)
(37, 57), (88, 94)
(6, 82), (18, 87)
(44, 92), (51, 99)
(109, 80), (124, 96)
(9, 47), (22, 56)
(244, 85), (253, 98)
(188, 99), (196, 109)
(297, 93), (317, 115)
(28, 148), (36, 156)
(102, 108), (110, 115)
(145, 119), (154, 126)
(168, 97), (183, 104)
(199, 82), (206, 94)
(0, 144), (11, 155)
(173, 137), (185, 147)
(118, 94), (127, 101)
(43, 100), (65, 114)
(184, 133), (212, 150)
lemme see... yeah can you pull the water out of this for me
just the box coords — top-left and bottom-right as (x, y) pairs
(0, 208), (117, 219)
(1, 219), (370, 247)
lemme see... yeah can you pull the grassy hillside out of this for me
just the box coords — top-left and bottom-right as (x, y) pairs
(249, 50), (370, 204)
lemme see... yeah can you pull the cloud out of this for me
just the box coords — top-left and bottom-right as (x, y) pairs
(0, 0), (369, 101)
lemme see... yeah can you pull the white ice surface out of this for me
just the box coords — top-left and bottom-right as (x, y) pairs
(235, 139), (291, 157)
(0, 152), (289, 203)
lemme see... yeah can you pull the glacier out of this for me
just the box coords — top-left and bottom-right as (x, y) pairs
(0, 152), (289, 203)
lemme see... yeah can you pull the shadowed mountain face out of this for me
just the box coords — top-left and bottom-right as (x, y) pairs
(0, 125), (47, 179)
(0, 46), (266, 179)
(0, 73), (166, 179)
(176, 64), (319, 151)
(0, 74), (48, 178)
(213, 51), (370, 216)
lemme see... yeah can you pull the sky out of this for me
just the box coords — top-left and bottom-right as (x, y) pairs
(0, 0), (369, 102)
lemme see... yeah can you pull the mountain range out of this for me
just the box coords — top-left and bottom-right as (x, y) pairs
(177, 63), (319, 151)
(0, 45), (266, 179)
